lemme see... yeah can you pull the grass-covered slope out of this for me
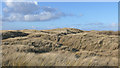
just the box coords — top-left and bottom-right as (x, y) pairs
(1, 28), (119, 66)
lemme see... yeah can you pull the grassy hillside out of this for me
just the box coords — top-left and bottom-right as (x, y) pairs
(1, 28), (119, 66)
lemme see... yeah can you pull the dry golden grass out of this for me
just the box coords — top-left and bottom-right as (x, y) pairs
(1, 28), (118, 66)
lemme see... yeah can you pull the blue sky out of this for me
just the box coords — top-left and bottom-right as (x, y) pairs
(1, 2), (118, 31)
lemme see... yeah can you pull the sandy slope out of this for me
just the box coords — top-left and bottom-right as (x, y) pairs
(1, 28), (119, 66)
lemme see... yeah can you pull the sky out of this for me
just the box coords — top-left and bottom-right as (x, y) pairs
(2, 0), (120, 2)
(1, 2), (118, 31)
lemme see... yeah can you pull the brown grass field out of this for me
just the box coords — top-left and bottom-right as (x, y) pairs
(1, 28), (119, 66)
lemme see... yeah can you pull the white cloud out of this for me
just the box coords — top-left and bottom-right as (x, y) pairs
(7, 13), (24, 21)
(110, 23), (118, 27)
(4, 2), (40, 15)
(39, 12), (53, 21)
(86, 22), (104, 26)
(34, 1), (38, 5)
(24, 11), (66, 21)
(42, 6), (57, 12)
(2, 1), (71, 22)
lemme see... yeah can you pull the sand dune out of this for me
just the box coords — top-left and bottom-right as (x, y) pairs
(1, 28), (119, 66)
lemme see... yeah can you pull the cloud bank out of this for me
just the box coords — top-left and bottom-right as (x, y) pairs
(69, 22), (118, 31)
(2, 1), (71, 22)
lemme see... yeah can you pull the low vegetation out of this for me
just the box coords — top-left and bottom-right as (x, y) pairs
(1, 28), (119, 66)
